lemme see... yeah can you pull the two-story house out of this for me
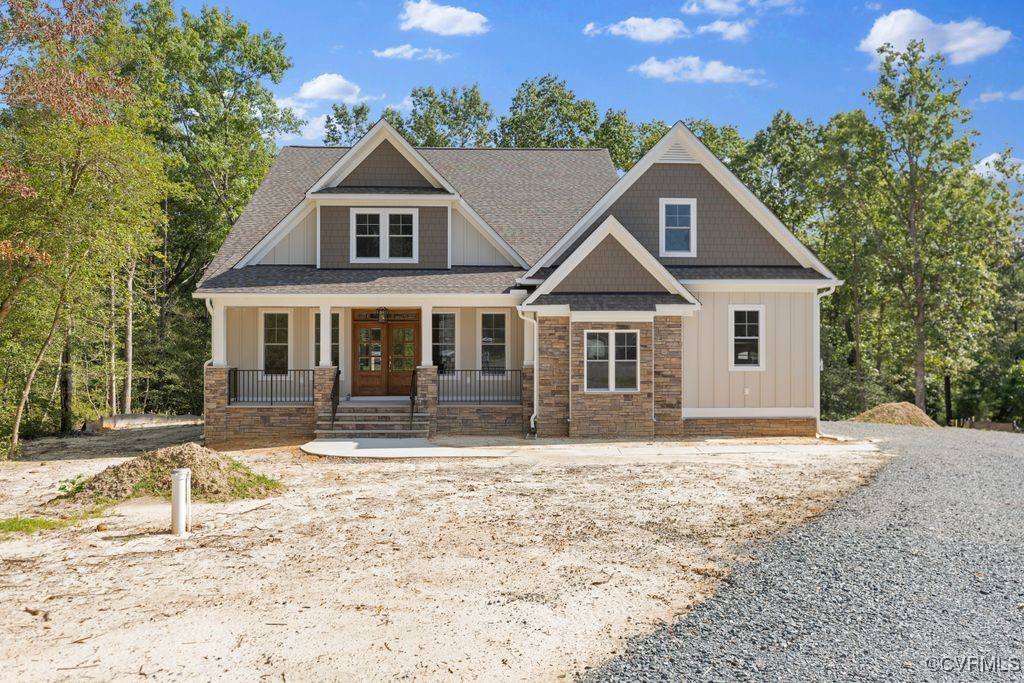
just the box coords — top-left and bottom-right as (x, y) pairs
(194, 120), (839, 448)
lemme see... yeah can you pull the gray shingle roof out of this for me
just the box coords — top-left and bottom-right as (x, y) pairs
(529, 293), (692, 310)
(666, 266), (829, 280)
(203, 146), (348, 282)
(200, 145), (618, 284)
(196, 265), (526, 295)
(311, 185), (452, 195)
(532, 265), (829, 281)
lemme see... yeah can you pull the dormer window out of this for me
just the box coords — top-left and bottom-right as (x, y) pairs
(350, 208), (419, 263)
(659, 198), (696, 257)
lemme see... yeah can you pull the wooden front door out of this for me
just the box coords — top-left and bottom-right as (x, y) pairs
(351, 310), (421, 396)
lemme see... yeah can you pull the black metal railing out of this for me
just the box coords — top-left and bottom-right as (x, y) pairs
(409, 367), (418, 422)
(227, 369), (315, 404)
(437, 369), (522, 404)
(330, 368), (341, 422)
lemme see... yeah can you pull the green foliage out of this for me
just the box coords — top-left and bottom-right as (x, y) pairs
(323, 102), (372, 146)
(498, 74), (599, 149)
(0, 516), (65, 535)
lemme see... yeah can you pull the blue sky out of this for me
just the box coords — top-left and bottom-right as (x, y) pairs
(179, 0), (1022, 164)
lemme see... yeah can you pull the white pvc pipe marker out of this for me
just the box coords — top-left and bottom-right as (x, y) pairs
(171, 468), (192, 536)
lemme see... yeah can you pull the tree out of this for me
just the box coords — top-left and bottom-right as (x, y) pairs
(867, 41), (1015, 410)
(323, 102), (372, 146)
(594, 108), (636, 170)
(497, 74), (599, 148)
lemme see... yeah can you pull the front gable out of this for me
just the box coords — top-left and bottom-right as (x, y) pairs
(525, 121), (837, 281)
(552, 236), (665, 293)
(338, 139), (434, 189)
(524, 215), (699, 308)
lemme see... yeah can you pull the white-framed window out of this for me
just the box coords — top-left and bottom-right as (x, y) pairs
(585, 330), (639, 392)
(659, 198), (696, 257)
(258, 309), (292, 376)
(478, 310), (507, 375)
(432, 311), (457, 375)
(311, 312), (340, 367)
(349, 208), (419, 263)
(728, 304), (766, 371)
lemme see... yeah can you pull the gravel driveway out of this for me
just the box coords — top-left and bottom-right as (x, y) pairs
(586, 422), (1024, 682)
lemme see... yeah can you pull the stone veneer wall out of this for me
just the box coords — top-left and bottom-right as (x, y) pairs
(414, 366), (438, 437)
(203, 366), (336, 449)
(536, 317), (570, 438)
(684, 418), (817, 438)
(435, 405), (524, 435)
(568, 321), (656, 439)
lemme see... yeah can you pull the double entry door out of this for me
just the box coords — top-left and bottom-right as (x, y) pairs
(352, 310), (419, 396)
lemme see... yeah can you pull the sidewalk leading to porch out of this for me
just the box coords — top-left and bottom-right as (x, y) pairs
(300, 436), (878, 459)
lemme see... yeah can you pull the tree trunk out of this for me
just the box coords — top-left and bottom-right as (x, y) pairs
(121, 261), (135, 413)
(108, 273), (118, 416)
(944, 374), (952, 426)
(10, 294), (64, 455)
(60, 332), (73, 433)
(912, 271), (927, 411)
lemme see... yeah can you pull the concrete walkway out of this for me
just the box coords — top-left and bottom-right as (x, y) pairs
(300, 436), (878, 459)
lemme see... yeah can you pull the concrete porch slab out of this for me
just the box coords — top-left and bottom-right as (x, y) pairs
(301, 438), (511, 458)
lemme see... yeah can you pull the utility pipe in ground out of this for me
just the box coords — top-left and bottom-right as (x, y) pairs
(171, 468), (192, 536)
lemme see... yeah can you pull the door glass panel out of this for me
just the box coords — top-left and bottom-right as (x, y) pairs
(390, 328), (415, 371)
(358, 328), (382, 371)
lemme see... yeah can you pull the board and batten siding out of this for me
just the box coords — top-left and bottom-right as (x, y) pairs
(450, 207), (512, 266)
(257, 209), (316, 265)
(319, 205), (448, 269)
(226, 307), (313, 371)
(682, 291), (814, 410)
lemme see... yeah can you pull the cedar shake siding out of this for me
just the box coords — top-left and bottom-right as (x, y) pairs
(552, 237), (667, 294)
(319, 205), (448, 269)
(560, 163), (802, 268)
(338, 139), (434, 188)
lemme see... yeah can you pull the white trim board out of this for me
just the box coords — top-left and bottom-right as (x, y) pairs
(257, 308), (294, 375)
(523, 120), (837, 281)
(522, 215), (700, 307)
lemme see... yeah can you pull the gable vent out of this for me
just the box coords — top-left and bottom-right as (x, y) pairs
(659, 140), (697, 164)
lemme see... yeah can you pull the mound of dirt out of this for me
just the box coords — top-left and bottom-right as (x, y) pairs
(61, 442), (282, 504)
(849, 402), (939, 427)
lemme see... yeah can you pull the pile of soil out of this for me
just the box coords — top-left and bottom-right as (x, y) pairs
(60, 442), (282, 504)
(849, 402), (939, 428)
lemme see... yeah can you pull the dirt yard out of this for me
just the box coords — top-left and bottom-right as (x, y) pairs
(0, 428), (887, 682)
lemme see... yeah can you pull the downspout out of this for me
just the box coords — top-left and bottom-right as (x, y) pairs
(814, 286), (837, 434)
(516, 307), (539, 434)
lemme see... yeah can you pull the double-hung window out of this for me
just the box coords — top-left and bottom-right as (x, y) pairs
(350, 208), (418, 262)
(585, 330), (639, 392)
(432, 312), (456, 375)
(659, 198), (696, 257)
(729, 304), (765, 371)
(261, 311), (290, 375)
(313, 312), (340, 367)
(479, 312), (507, 375)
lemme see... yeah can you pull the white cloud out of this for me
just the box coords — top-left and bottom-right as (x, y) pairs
(974, 152), (1023, 178)
(865, 2), (882, 10)
(858, 9), (1012, 65)
(399, 0), (488, 36)
(274, 96), (309, 119)
(979, 86), (1024, 103)
(296, 73), (364, 103)
(681, 0), (743, 15)
(697, 19), (754, 41)
(585, 17), (689, 42)
(280, 114), (329, 143)
(373, 44), (453, 61)
(748, 0), (801, 12)
(631, 56), (765, 85)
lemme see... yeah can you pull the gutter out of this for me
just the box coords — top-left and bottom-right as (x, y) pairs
(516, 306), (539, 434)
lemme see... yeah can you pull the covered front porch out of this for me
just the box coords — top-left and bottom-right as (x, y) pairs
(209, 299), (530, 404)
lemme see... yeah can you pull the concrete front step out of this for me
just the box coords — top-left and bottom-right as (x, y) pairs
(319, 412), (429, 422)
(322, 403), (414, 414)
(316, 421), (429, 431)
(314, 428), (429, 438)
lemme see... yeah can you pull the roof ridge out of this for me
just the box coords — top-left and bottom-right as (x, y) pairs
(280, 145), (609, 152)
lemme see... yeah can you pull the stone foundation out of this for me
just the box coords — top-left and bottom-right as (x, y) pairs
(435, 404), (525, 436)
(683, 417), (818, 438)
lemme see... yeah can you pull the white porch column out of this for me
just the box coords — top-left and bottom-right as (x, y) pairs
(211, 300), (227, 367)
(421, 304), (433, 366)
(318, 303), (332, 367)
(522, 315), (535, 365)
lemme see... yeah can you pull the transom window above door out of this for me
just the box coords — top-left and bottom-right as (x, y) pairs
(659, 198), (696, 257)
(350, 208), (419, 263)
